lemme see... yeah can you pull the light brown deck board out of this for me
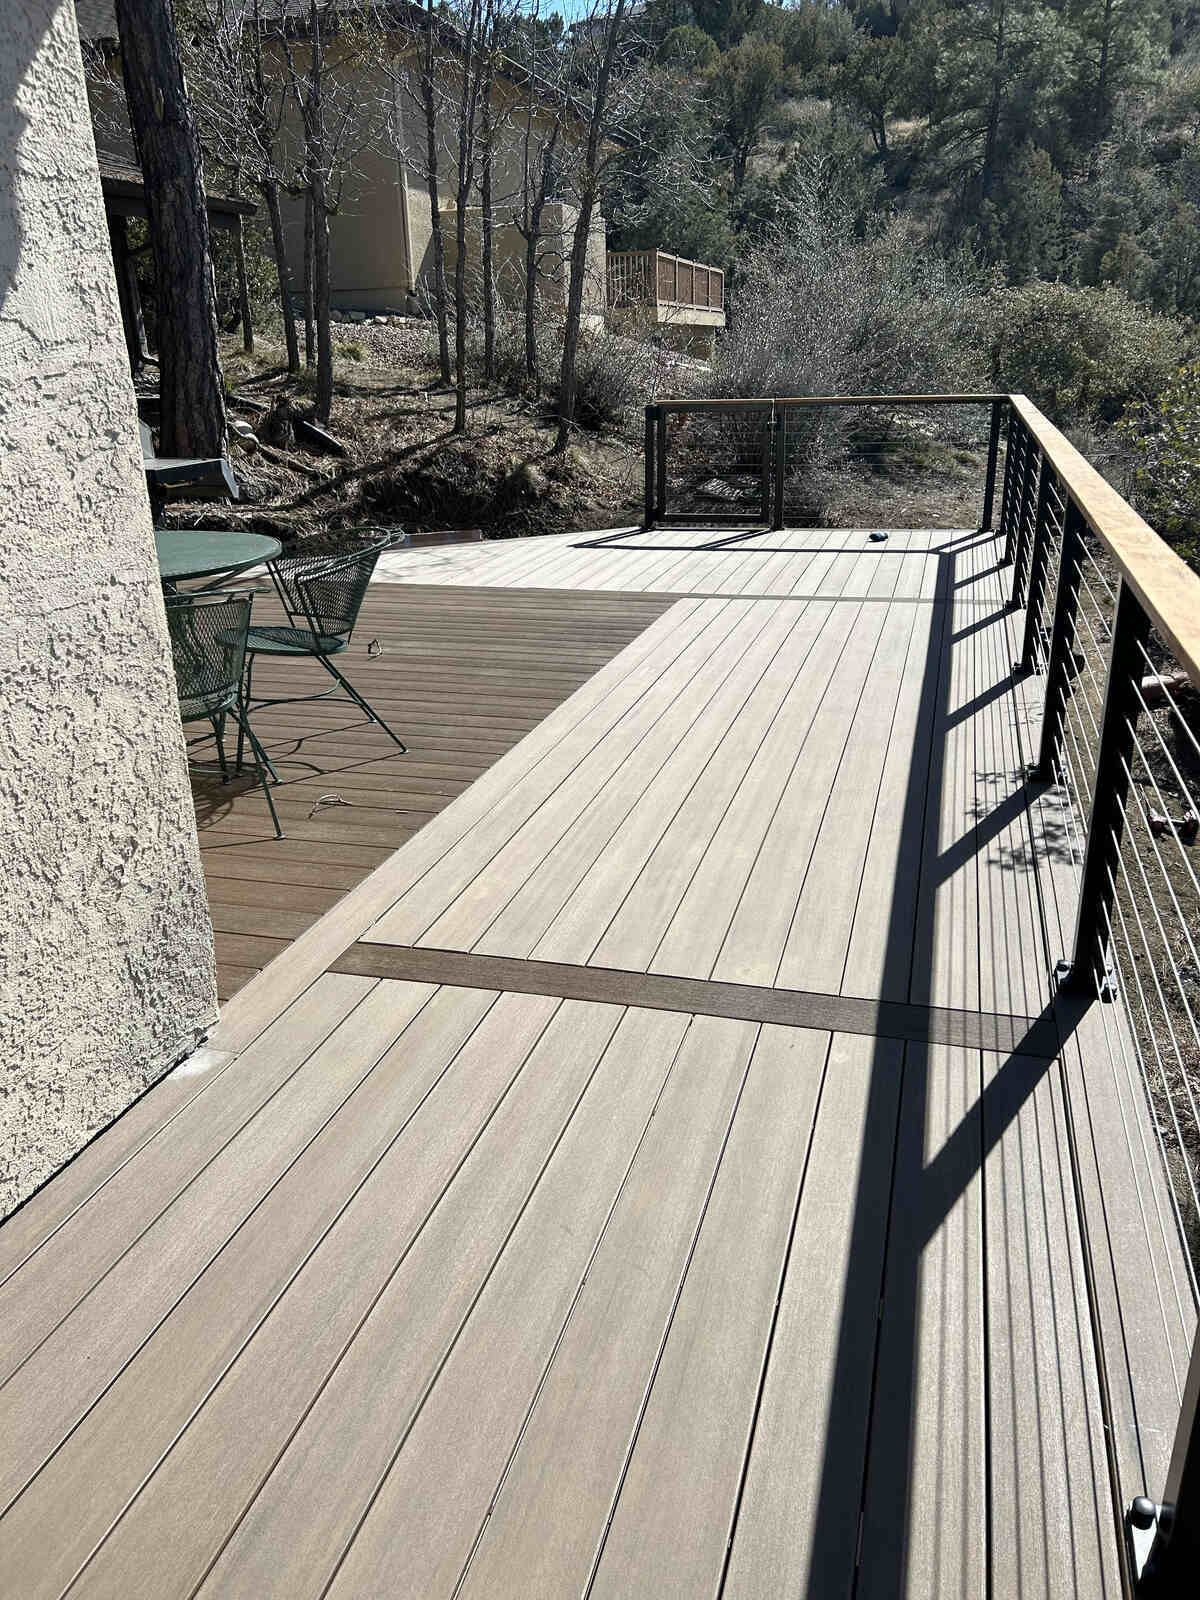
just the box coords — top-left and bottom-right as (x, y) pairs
(587, 1023), (829, 1600)
(857, 1042), (986, 1599)
(3, 522), (1176, 1600)
(723, 1032), (903, 1598)
(983, 1049), (1121, 1597)
(312, 1006), (693, 1600)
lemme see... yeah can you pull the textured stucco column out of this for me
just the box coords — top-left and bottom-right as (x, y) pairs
(0, 0), (218, 1215)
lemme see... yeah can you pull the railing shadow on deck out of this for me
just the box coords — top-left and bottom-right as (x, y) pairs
(701, 390), (1200, 1595)
(794, 540), (1103, 1592)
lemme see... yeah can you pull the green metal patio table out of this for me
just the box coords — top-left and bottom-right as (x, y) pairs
(155, 529), (282, 586)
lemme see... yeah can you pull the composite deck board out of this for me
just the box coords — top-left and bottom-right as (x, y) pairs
(587, 1024), (830, 1600)
(982, 1049), (1121, 1597)
(4, 523), (1176, 1599)
(190, 584), (675, 996)
(857, 1042), (986, 1600)
(722, 1032), (904, 1598)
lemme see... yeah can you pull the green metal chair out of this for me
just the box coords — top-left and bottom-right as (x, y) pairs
(237, 539), (407, 777)
(165, 591), (283, 839)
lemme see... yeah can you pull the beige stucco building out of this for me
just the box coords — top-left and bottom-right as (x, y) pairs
(2, 0), (217, 1213)
(274, 26), (609, 325)
(77, 1), (609, 328)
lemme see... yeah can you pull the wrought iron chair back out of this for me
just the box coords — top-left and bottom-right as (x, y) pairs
(165, 591), (251, 721)
(267, 540), (388, 647)
(164, 591), (283, 838)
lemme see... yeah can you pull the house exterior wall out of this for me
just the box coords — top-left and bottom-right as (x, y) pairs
(1, 0), (218, 1215)
(274, 42), (607, 325)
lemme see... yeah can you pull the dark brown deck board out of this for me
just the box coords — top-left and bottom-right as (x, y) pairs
(194, 585), (674, 995)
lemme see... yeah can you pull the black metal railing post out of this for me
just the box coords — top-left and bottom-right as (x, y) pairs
(981, 397), (1004, 531)
(1018, 465), (1055, 670)
(1032, 500), (1085, 780)
(644, 406), (657, 529)
(1061, 575), (1152, 997)
(759, 407), (773, 526)
(996, 408), (1017, 560)
(1010, 435), (1040, 607)
(772, 404), (786, 531)
(656, 407), (667, 521)
(1128, 1331), (1200, 1592)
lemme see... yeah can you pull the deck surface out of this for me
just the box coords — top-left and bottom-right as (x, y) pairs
(193, 582), (674, 998)
(2, 524), (1192, 1598)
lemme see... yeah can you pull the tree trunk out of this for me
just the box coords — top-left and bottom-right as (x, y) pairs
(524, 230), (540, 385)
(422, 1), (452, 383)
(481, 82), (496, 384)
(114, 0), (225, 458)
(303, 190), (316, 368)
(311, 176), (334, 423)
(980, 0), (1006, 204)
(555, 1), (625, 453)
(108, 213), (148, 373)
(262, 176), (300, 373)
(234, 208), (254, 354)
(454, 202), (468, 432)
(556, 208), (592, 452)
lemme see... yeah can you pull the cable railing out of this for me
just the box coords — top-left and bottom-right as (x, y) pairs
(642, 395), (1006, 531)
(641, 390), (1200, 1592)
(999, 395), (1200, 1594)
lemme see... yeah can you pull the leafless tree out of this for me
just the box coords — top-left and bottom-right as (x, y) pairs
(181, 0), (302, 373)
(279, 2), (387, 422)
(555, 0), (629, 451)
(511, 6), (571, 389)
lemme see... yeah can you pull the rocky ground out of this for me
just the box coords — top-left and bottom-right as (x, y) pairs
(155, 315), (705, 549)
(153, 314), (985, 547)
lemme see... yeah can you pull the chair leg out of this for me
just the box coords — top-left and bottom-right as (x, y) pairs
(213, 711), (229, 783)
(229, 705), (284, 839)
(236, 654), (252, 774)
(237, 654), (280, 783)
(315, 654), (407, 753)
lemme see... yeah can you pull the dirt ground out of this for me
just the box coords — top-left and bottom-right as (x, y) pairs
(154, 320), (709, 547)
(154, 322), (992, 546)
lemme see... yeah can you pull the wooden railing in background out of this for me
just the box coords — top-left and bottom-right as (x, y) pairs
(607, 249), (725, 313)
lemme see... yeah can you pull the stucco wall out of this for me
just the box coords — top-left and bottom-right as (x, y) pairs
(273, 45), (608, 323)
(1, 0), (218, 1215)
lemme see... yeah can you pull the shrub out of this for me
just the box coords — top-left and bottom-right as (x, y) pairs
(1115, 362), (1200, 566)
(978, 281), (1185, 422)
(712, 157), (985, 400)
(564, 328), (645, 433)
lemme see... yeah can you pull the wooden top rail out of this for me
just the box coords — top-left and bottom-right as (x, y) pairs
(1010, 394), (1200, 687)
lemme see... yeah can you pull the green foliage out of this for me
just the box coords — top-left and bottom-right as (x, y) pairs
(658, 24), (720, 72)
(832, 34), (905, 153)
(710, 34), (788, 187)
(979, 281), (1186, 419)
(1120, 361), (1200, 563)
(691, 0), (764, 50)
(1116, 362), (1200, 561)
(602, 61), (734, 266)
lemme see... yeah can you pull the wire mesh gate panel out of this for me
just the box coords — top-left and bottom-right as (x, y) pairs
(645, 396), (1005, 532)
